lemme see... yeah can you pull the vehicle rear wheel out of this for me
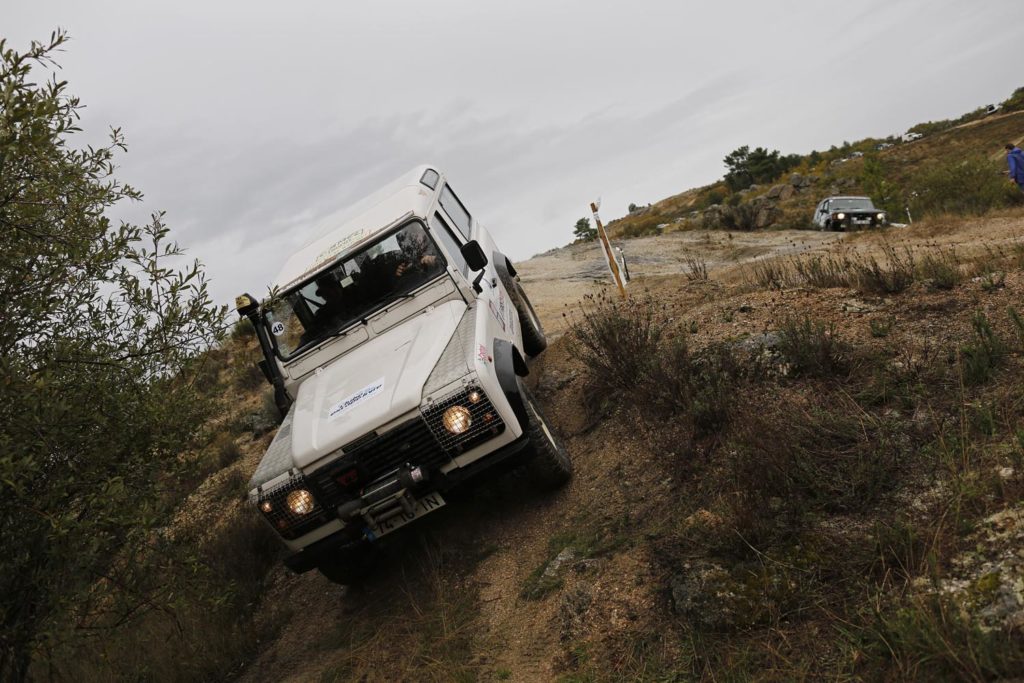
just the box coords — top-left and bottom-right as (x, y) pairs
(316, 540), (379, 585)
(500, 271), (547, 357)
(520, 381), (572, 488)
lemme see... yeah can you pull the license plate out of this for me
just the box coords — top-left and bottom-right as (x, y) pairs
(372, 492), (445, 537)
(854, 218), (870, 224)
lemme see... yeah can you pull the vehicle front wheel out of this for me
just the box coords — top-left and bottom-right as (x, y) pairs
(500, 271), (547, 357)
(521, 382), (572, 488)
(316, 540), (379, 585)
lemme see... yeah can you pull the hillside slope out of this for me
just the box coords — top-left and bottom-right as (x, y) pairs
(229, 208), (1024, 682)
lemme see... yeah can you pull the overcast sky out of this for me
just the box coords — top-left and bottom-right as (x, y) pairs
(6, 0), (1021, 306)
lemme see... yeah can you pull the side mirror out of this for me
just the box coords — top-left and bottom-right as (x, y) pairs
(460, 241), (488, 271)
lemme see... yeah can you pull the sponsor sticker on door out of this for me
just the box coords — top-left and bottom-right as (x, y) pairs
(329, 377), (385, 420)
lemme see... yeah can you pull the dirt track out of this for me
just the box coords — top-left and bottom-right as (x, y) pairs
(518, 228), (844, 336)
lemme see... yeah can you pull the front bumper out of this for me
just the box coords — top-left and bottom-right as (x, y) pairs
(283, 433), (533, 573)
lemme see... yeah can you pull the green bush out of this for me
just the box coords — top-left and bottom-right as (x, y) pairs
(910, 156), (1018, 216)
(0, 33), (226, 679)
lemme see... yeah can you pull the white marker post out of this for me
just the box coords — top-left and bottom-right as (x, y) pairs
(590, 201), (628, 299)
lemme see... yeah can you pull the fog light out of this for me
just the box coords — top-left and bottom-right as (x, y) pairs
(442, 405), (472, 434)
(467, 390), (482, 404)
(286, 489), (315, 515)
(260, 500), (273, 513)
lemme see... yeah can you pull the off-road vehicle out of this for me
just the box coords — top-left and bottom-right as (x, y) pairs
(235, 166), (571, 583)
(812, 196), (888, 231)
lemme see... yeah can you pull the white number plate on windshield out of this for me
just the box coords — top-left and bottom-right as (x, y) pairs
(372, 492), (446, 537)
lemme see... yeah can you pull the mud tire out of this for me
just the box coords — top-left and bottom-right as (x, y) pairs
(316, 540), (379, 585)
(521, 381), (572, 488)
(500, 270), (547, 357)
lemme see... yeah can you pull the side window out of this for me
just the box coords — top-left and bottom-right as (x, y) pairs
(420, 169), (439, 190)
(439, 184), (472, 240)
(429, 212), (468, 274)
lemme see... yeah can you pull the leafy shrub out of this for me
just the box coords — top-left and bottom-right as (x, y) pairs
(910, 156), (1018, 216)
(230, 317), (255, 340)
(0, 33), (227, 678)
(698, 188), (726, 209)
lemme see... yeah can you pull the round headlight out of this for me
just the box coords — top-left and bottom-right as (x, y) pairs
(260, 500), (273, 513)
(286, 489), (315, 515)
(876, 212), (885, 220)
(442, 405), (472, 434)
(836, 212), (846, 220)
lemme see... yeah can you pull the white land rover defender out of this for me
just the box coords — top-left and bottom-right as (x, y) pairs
(236, 166), (571, 584)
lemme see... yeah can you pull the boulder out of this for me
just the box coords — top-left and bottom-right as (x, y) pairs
(779, 184), (796, 201)
(766, 184), (785, 199)
(789, 173), (805, 187)
(755, 206), (777, 229)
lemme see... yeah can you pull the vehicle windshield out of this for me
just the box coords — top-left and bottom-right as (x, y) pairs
(830, 198), (876, 211)
(265, 221), (446, 358)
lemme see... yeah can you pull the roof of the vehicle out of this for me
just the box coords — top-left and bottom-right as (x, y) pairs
(826, 195), (873, 201)
(271, 165), (439, 291)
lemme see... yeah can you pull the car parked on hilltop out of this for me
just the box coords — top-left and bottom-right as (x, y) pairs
(812, 196), (888, 231)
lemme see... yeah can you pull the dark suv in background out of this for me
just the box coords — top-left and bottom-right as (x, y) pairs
(812, 196), (887, 231)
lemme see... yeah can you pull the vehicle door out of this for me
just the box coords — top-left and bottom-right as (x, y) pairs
(434, 181), (515, 348)
(814, 200), (827, 228)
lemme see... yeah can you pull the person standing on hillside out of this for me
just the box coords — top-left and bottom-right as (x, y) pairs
(1006, 143), (1024, 193)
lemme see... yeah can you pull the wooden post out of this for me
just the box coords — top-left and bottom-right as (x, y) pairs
(590, 202), (628, 298)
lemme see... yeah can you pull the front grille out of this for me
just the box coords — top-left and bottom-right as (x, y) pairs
(423, 385), (506, 455)
(310, 418), (454, 511)
(307, 387), (505, 515)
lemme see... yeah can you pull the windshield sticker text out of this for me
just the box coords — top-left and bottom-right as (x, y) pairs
(329, 377), (385, 420)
